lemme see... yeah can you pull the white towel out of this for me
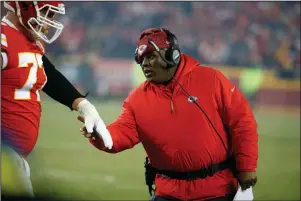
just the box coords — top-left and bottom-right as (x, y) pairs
(233, 185), (254, 201)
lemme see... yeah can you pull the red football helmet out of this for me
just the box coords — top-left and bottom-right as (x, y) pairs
(4, 1), (65, 44)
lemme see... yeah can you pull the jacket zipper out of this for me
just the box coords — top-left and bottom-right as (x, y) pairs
(170, 99), (174, 114)
(163, 94), (174, 114)
(161, 87), (175, 114)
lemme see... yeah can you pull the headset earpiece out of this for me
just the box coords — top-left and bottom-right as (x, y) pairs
(162, 29), (181, 68)
(134, 48), (141, 65)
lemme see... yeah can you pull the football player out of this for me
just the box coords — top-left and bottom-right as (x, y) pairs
(1, 1), (113, 197)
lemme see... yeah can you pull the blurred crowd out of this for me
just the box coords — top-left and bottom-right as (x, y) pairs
(46, 2), (300, 78)
(1, 2), (300, 96)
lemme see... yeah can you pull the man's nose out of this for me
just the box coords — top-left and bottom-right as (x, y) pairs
(141, 58), (150, 67)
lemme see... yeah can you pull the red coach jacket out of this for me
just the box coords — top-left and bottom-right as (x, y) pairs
(90, 54), (258, 201)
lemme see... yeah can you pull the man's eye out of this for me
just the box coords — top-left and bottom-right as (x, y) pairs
(148, 55), (155, 60)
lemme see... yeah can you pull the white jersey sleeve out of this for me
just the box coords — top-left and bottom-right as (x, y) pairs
(1, 51), (8, 69)
(1, 32), (8, 69)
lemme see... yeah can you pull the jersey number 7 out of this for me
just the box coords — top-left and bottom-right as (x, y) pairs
(14, 53), (47, 101)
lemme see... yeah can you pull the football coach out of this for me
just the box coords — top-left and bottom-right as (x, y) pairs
(78, 28), (258, 201)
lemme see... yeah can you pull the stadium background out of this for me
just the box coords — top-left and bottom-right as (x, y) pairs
(1, 2), (300, 200)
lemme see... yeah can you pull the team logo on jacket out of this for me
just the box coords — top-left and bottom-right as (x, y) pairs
(138, 44), (147, 56)
(188, 96), (198, 103)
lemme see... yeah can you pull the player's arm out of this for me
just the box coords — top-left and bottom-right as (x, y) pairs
(87, 96), (140, 153)
(42, 55), (113, 149)
(42, 55), (86, 110)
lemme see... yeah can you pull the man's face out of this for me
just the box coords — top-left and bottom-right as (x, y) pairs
(39, 7), (56, 34)
(141, 50), (172, 84)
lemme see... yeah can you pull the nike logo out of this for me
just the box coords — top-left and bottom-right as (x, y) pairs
(231, 87), (235, 92)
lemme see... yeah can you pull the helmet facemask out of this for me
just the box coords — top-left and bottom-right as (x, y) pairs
(15, 1), (65, 44)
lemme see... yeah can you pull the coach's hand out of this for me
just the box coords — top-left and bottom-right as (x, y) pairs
(75, 99), (113, 149)
(78, 116), (98, 139)
(237, 171), (257, 191)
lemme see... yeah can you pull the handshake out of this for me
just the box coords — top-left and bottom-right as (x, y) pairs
(77, 100), (113, 149)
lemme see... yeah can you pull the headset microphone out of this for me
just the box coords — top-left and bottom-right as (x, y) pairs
(148, 39), (199, 104)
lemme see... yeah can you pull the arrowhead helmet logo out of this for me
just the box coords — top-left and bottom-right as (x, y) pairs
(138, 44), (147, 56)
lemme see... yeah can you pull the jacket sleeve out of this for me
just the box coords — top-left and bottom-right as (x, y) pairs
(89, 96), (140, 153)
(215, 70), (258, 172)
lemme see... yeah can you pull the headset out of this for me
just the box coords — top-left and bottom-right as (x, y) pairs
(134, 28), (181, 68)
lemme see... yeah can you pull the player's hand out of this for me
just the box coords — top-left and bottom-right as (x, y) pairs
(237, 171), (257, 191)
(76, 99), (113, 149)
